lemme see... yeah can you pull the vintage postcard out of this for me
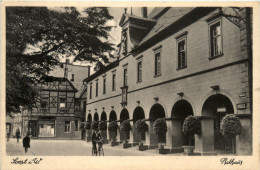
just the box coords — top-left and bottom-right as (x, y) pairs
(1, 1), (259, 170)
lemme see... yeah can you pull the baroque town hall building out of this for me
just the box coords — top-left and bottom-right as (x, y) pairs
(84, 7), (252, 155)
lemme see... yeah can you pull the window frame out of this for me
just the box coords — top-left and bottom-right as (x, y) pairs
(103, 76), (106, 94)
(153, 45), (162, 78)
(176, 37), (187, 70)
(208, 18), (223, 59)
(64, 121), (71, 133)
(154, 51), (161, 77)
(123, 67), (128, 87)
(95, 79), (99, 97)
(112, 70), (116, 91)
(59, 98), (66, 109)
(89, 83), (92, 99)
(41, 97), (48, 108)
(136, 56), (143, 83)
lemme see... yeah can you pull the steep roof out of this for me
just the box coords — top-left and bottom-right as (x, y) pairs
(48, 63), (90, 98)
(139, 7), (195, 46)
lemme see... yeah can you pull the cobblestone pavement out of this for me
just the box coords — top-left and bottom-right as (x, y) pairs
(6, 138), (166, 156)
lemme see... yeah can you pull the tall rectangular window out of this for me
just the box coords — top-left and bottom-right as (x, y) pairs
(65, 121), (71, 132)
(112, 72), (116, 91)
(137, 61), (142, 82)
(89, 83), (92, 99)
(41, 98), (48, 108)
(103, 77), (106, 94)
(177, 39), (186, 68)
(96, 80), (98, 97)
(123, 68), (127, 86)
(59, 98), (66, 109)
(155, 52), (161, 76)
(210, 21), (222, 57)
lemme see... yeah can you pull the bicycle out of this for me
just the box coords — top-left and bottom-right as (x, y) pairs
(97, 140), (104, 156)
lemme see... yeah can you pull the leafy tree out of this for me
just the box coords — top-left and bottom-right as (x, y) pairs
(6, 7), (115, 113)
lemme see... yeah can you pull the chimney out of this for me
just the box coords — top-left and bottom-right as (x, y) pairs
(88, 66), (91, 77)
(64, 59), (70, 78)
(141, 7), (147, 18)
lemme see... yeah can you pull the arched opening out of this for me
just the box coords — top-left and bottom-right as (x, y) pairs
(133, 106), (145, 143)
(120, 108), (130, 141)
(94, 113), (99, 121)
(109, 111), (117, 121)
(202, 94), (234, 153)
(171, 100), (194, 146)
(149, 104), (166, 146)
(87, 114), (92, 122)
(101, 111), (107, 121)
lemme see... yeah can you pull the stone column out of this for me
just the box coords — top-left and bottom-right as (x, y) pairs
(144, 121), (151, 146)
(117, 123), (121, 143)
(194, 118), (216, 155)
(129, 121), (134, 144)
(236, 116), (252, 155)
(166, 120), (173, 149)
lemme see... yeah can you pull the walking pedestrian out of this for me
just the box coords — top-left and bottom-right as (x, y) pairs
(7, 131), (10, 142)
(23, 133), (30, 153)
(15, 129), (20, 143)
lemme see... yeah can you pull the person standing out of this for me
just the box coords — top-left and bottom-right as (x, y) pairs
(23, 133), (30, 153)
(92, 129), (98, 155)
(15, 129), (20, 143)
(7, 131), (10, 142)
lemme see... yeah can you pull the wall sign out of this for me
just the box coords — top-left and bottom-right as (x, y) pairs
(121, 86), (128, 107)
(217, 107), (226, 112)
(237, 103), (247, 110)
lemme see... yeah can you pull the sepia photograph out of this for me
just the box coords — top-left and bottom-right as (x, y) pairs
(1, 1), (259, 170)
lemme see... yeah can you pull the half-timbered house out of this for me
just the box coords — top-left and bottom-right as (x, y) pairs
(22, 61), (90, 139)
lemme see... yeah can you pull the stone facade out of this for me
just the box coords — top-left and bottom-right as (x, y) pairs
(84, 7), (252, 155)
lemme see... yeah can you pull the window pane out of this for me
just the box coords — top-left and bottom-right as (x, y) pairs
(155, 53), (161, 76)
(210, 22), (222, 57)
(178, 40), (186, 68)
(124, 68), (127, 86)
(60, 98), (66, 109)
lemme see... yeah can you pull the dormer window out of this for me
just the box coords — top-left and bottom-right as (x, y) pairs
(122, 30), (127, 55)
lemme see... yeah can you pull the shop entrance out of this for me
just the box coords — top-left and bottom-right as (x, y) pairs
(28, 120), (38, 137)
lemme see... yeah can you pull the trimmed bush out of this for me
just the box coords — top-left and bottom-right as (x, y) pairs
(91, 121), (98, 130)
(135, 119), (148, 133)
(220, 114), (242, 137)
(182, 115), (201, 136)
(84, 122), (91, 130)
(153, 118), (167, 135)
(120, 120), (131, 131)
(108, 121), (118, 131)
(98, 121), (107, 131)
(220, 114), (242, 154)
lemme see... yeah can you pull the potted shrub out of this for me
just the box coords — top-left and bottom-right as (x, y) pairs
(182, 115), (201, 154)
(84, 122), (91, 130)
(98, 121), (108, 143)
(91, 121), (98, 130)
(108, 121), (118, 146)
(153, 118), (167, 149)
(120, 120), (131, 148)
(120, 120), (131, 143)
(134, 119), (148, 146)
(220, 114), (242, 154)
(84, 122), (92, 142)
